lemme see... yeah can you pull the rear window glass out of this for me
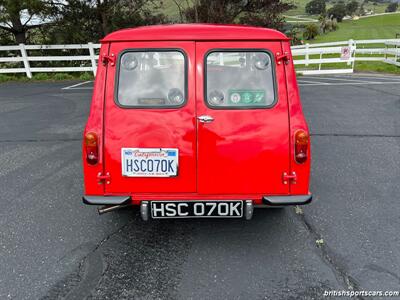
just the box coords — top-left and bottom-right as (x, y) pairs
(117, 50), (186, 107)
(206, 51), (275, 108)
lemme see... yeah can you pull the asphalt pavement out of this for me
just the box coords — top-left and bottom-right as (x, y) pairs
(0, 74), (399, 300)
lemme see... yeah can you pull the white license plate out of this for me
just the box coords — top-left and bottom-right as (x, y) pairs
(121, 148), (178, 177)
(151, 201), (243, 219)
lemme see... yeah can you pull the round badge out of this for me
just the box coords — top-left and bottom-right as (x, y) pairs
(230, 93), (241, 103)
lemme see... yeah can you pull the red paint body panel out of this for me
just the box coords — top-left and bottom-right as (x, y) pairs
(101, 24), (289, 42)
(104, 41), (197, 193)
(83, 43), (109, 195)
(82, 24), (311, 203)
(281, 42), (311, 195)
(196, 41), (289, 195)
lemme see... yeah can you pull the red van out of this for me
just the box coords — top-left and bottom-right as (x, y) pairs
(82, 24), (311, 220)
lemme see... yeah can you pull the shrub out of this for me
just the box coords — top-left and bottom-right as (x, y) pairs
(332, 18), (339, 31)
(385, 2), (398, 12)
(53, 73), (75, 80)
(33, 73), (50, 80)
(303, 23), (320, 40)
(325, 19), (333, 31)
(0, 74), (17, 82)
(79, 72), (94, 81)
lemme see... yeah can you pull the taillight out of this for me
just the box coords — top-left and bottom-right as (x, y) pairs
(85, 132), (98, 165)
(295, 130), (309, 164)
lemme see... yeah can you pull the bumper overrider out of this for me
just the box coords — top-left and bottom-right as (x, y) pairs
(262, 195), (312, 206)
(82, 194), (312, 220)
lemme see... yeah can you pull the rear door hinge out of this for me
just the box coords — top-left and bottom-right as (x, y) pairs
(282, 172), (297, 185)
(101, 53), (115, 66)
(276, 52), (290, 65)
(97, 172), (110, 184)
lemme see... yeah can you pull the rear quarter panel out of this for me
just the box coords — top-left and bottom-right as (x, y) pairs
(282, 41), (311, 195)
(82, 43), (110, 195)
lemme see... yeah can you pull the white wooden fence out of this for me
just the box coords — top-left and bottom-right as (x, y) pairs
(0, 39), (399, 78)
(292, 39), (400, 74)
(0, 43), (100, 78)
(384, 40), (400, 67)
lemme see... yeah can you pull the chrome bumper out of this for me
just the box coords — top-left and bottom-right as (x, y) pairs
(83, 195), (310, 219)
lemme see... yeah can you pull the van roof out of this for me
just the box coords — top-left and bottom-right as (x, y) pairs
(101, 24), (289, 42)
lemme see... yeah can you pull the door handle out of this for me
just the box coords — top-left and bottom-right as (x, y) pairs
(197, 115), (214, 123)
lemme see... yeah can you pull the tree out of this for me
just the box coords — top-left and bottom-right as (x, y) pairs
(327, 1), (347, 22)
(88, 0), (166, 37)
(180, 0), (295, 31)
(0, 0), (61, 44)
(48, 0), (167, 43)
(303, 23), (319, 40)
(359, 1), (366, 16)
(385, 2), (398, 12)
(346, 0), (359, 16)
(240, 0), (296, 30)
(45, 0), (98, 44)
(305, 0), (326, 15)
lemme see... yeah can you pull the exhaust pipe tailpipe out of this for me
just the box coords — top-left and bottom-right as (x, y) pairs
(245, 200), (254, 220)
(98, 204), (131, 215)
(140, 201), (149, 221)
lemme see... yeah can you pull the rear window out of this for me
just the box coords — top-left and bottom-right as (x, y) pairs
(116, 50), (186, 108)
(205, 51), (275, 108)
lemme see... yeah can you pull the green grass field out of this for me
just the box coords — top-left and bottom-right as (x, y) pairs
(292, 13), (400, 74)
(311, 13), (400, 42)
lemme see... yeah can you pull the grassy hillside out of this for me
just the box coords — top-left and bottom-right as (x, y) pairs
(312, 13), (400, 42)
(296, 13), (400, 74)
(285, 0), (388, 16)
(286, 0), (312, 16)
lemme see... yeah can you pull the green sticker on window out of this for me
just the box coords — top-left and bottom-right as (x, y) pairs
(228, 90), (266, 106)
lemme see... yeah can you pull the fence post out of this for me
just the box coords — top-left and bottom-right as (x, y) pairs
(351, 40), (356, 71)
(384, 42), (387, 60)
(88, 42), (97, 76)
(348, 39), (354, 66)
(319, 51), (322, 71)
(19, 43), (32, 78)
(305, 43), (309, 66)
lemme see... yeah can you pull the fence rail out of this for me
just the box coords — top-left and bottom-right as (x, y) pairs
(0, 43), (100, 78)
(0, 39), (399, 77)
(292, 39), (400, 74)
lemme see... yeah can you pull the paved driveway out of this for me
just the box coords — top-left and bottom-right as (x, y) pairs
(0, 74), (399, 299)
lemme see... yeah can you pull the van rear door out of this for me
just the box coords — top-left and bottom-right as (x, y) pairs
(103, 42), (196, 194)
(196, 42), (290, 195)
